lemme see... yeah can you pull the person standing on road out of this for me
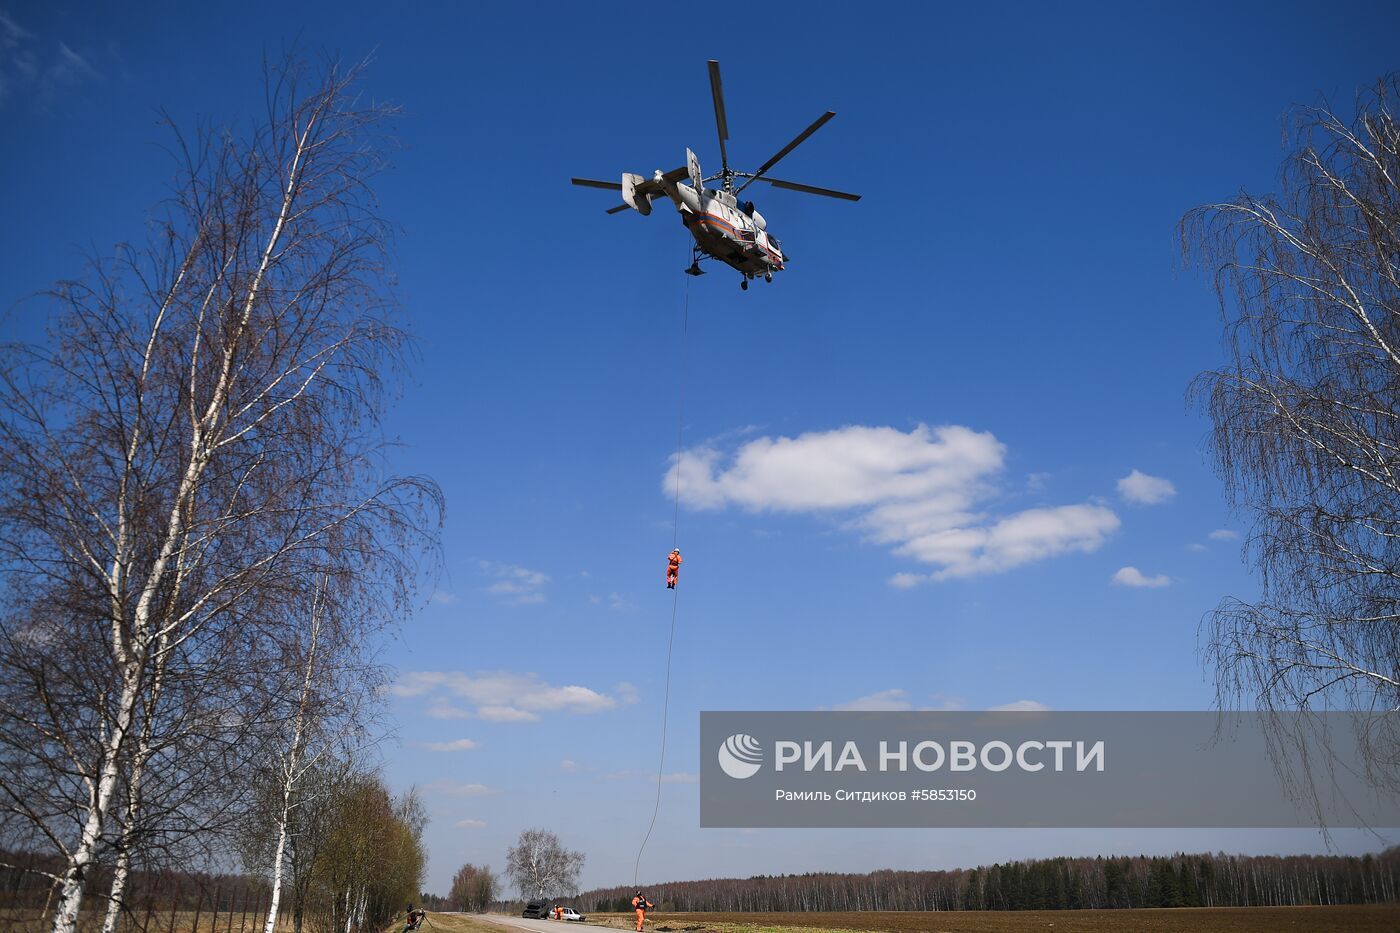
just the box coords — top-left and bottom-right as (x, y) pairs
(631, 891), (654, 932)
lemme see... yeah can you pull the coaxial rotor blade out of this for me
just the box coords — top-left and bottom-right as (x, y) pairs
(758, 177), (861, 201)
(572, 178), (623, 190)
(707, 60), (730, 176)
(735, 111), (835, 195)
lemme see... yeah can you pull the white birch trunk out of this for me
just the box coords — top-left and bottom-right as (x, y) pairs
(262, 808), (291, 933)
(263, 588), (321, 933)
(99, 844), (131, 933)
(50, 670), (139, 933)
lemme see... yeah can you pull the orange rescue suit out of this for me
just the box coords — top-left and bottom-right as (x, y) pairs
(666, 550), (681, 586)
(632, 895), (653, 932)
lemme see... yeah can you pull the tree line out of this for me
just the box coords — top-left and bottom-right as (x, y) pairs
(0, 57), (441, 933)
(578, 849), (1400, 913)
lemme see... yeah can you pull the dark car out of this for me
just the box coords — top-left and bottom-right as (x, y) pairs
(522, 900), (550, 919)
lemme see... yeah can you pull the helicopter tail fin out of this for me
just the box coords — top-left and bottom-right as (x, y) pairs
(621, 173), (653, 216)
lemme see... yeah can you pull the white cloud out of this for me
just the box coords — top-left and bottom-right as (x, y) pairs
(834, 689), (913, 711)
(1208, 528), (1239, 541)
(0, 16), (101, 110)
(479, 561), (549, 605)
(590, 592), (635, 612)
(0, 11), (34, 43)
(476, 705), (540, 723)
(560, 759), (584, 773)
(902, 504), (1120, 579)
(430, 590), (460, 606)
(832, 690), (965, 711)
(1117, 469), (1176, 505)
(669, 424), (1004, 511)
(425, 700), (473, 720)
(417, 738), (478, 752)
(46, 43), (97, 92)
(1112, 566), (1171, 588)
(394, 671), (626, 722)
(990, 700), (1051, 712)
(666, 424), (1119, 579)
(13, 619), (59, 649)
(1187, 542), (1208, 553)
(425, 780), (493, 797)
(454, 818), (487, 829)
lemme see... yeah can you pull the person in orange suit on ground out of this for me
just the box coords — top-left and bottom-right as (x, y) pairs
(666, 548), (682, 589)
(632, 891), (654, 932)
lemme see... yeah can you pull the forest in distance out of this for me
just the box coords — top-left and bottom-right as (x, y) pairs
(574, 850), (1400, 913)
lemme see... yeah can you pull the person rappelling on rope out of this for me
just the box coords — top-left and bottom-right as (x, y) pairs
(665, 548), (682, 589)
(632, 891), (654, 931)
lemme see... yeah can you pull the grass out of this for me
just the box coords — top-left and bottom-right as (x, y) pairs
(40, 905), (1400, 933)
(474, 906), (1400, 933)
(421, 916), (506, 933)
(1, 906), (296, 932)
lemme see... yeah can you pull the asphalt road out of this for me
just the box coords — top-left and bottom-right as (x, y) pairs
(476, 914), (599, 933)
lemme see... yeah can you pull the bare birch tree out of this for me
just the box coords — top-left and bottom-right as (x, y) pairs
(506, 829), (585, 899)
(0, 57), (441, 933)
(1183, 74), (1400, 784)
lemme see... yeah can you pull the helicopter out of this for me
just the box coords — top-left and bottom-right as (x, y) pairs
(572, 60), (860, 290)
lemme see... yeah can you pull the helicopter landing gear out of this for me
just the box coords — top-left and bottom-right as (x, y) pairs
(685, 262), (704, 276)
(764, 272), (773, 283)
(740, 278), (749, 291)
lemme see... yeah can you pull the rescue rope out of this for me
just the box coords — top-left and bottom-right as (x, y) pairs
(633, 267), (691, 887)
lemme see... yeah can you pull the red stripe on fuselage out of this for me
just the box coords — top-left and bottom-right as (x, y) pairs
(691, 212), (783, 264)
(693, 212), (741, 236)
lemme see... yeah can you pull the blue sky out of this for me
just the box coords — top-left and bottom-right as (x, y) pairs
(3, 0), (1399, 897)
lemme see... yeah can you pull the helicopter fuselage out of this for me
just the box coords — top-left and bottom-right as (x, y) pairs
(655, 173), (785, 278)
